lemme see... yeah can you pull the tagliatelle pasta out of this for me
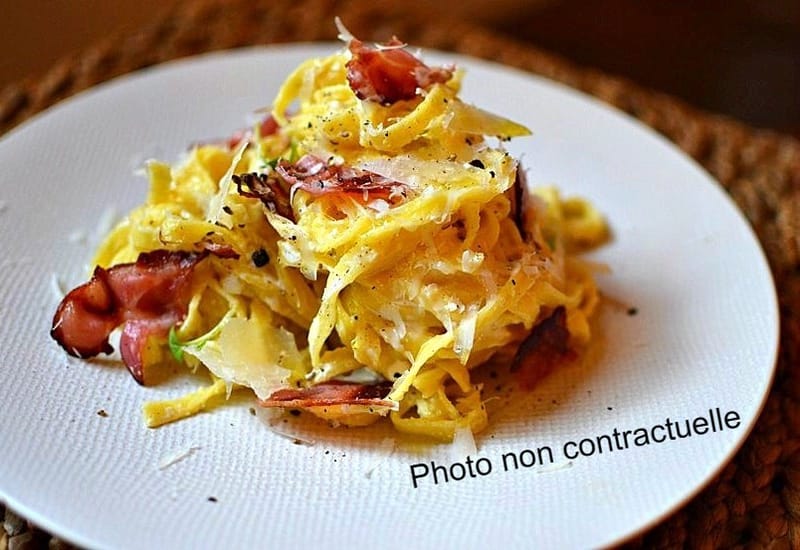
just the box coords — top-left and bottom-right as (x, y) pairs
(51, 25), (607, 441)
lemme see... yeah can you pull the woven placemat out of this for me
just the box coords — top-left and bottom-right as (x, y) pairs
(2, 0), (799, 548)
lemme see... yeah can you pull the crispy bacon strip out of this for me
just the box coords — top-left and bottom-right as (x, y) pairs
(226, 114), (279, 150)
(277, 154), (407, 204)
(508, 165), (529, 240)
(233, 172), (295, 221)
(260, 381), (394, 409)
(511, 306), (572, 390)
(346, 38), (453, 105)
(51, 250), (205, 384)
(198, 241), (240, 259)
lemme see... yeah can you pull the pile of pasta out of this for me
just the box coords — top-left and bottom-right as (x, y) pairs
(91, 42), (606, 440)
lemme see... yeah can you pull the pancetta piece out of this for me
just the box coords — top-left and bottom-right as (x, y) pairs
(233, 171), (295, 221)
(508, 166), (528, 240)
(276, 154), (407, 204)
(510, 306), (573, 389)
(51, 250), (205, 384)
(346, 38), (453, 105)
(226, 114), (279, 150)
(260, 381), (394, 409)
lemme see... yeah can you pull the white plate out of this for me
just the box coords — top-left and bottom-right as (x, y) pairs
(0, 44), (778, 549)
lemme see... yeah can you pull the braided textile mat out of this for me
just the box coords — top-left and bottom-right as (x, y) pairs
(2, 1), (799, 547)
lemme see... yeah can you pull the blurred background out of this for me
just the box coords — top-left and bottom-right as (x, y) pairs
(2, 0), (799, 135)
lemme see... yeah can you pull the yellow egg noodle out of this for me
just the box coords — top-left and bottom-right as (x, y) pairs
(91, 45), (607, 441)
